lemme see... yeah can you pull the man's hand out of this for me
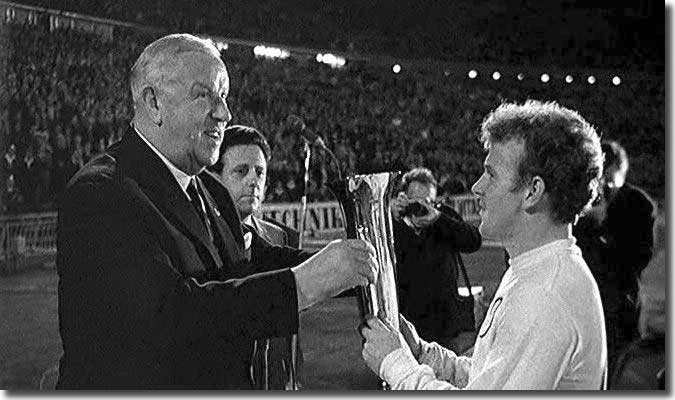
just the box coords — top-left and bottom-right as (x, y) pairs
(390, 192), (410, 221)
(398, 314), (423, 359)
(409, 199), (441, 229)
(360, 316), (411, 376)
(292, 239), (378, 310)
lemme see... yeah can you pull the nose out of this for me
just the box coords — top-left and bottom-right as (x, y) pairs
(211, 96), (232, 124)
(471, 173), (486, 197)
(245, 169), (262, 188)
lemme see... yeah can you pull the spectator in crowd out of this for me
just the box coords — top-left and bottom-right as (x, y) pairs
(18, 144), (39, 210)
(574, 139), (656, 379)
(56, 33), (377, 389)
(610, 213), (665, 390)
(360, 100), (606, 390)
(390, 167), (481, 354)
(3, 144), (19, 179)
(3, 174), (24, 214)
(51, 128), (70, 202)
(206, 124), (306, 389)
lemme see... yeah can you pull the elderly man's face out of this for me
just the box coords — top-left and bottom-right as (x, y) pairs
(219, 144), (267, 219)
(160, 51), (231, 175)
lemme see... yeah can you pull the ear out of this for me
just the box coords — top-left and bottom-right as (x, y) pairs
(522, 175), (547, 212)
(140, 86), (162, 127)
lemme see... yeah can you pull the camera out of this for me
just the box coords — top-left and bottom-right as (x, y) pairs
(400, 201), (429, 217)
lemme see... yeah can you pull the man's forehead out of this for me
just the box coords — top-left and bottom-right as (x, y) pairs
(486, 139), (523, 166)
(177, 51), (228, 84)
(223, 145), (267, 165)
(407, 181), (435, 195)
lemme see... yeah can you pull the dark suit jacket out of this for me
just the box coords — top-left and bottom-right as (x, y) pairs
(56, 128), (299, 389)
(253, 217), (298, 249)
(250, 216), (305, 390)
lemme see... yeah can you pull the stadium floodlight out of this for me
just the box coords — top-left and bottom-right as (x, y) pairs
(468, 69), (478, 79)
(588, 75), (596, 84)
(392, 64), (401, 74)
(492, 71), (501, 80)
(517, 73), (524, 81)
(565, 75), (573, 83)
(612, 76), (621, 85)
(317, 53), (346, 68)
(540, 73), (550, 83)
(253, 45), (290, 59)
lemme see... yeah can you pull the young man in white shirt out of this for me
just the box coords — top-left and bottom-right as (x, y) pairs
(360, 100), (607, 390)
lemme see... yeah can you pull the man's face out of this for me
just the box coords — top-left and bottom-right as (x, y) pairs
(405, 181), (436, 204)
(159, 51), (232, 175)
(471, 139), (526, 241)
(219, 144), (267, 218)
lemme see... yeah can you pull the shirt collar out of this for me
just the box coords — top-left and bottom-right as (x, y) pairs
(135, 127), (193, 197)
(509, 238), (578, 273)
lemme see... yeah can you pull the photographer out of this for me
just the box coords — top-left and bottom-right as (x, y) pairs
(391, 168), (481, 353)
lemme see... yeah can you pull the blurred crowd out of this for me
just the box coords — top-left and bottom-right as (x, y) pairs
(1, 20), (665, 214)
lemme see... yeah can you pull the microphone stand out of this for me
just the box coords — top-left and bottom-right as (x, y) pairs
(288, 140), (311, 391)
(298, 140), (311, 249)
(289, 137), (341, 391)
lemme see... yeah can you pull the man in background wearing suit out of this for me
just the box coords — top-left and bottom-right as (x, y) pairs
(56, 33), (377, 389)
(205, 124), (305, 389)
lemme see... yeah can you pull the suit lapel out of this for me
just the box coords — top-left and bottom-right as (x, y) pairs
(196, 176), (246, 266)
(117, 128), (223, 270)
(250, 217), (271, 243)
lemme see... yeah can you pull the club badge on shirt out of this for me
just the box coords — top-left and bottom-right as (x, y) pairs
(479, 297), (503, 338)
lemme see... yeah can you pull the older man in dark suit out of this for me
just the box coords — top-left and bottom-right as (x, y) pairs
(56, 33), (377, 390)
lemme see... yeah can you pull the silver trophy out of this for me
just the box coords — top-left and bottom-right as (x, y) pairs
(329, 172), (401, 338)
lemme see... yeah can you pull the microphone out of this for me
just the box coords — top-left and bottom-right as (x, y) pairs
(286, 114), (326, 149)
(285, 114), (341, 180)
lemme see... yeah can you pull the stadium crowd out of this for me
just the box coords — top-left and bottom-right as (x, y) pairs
(8, 0), (663, 73)
(1, 18), (665, 214)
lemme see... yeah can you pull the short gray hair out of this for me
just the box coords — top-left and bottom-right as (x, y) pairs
(130, 33), (221, 106)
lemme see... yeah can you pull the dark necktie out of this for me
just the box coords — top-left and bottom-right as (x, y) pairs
(187, 178), (214, 242)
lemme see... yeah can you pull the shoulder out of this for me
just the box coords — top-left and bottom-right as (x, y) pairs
(60, 145), (147, 222)
(62, 152), (120, 209)
(258, 217), (300, 248)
